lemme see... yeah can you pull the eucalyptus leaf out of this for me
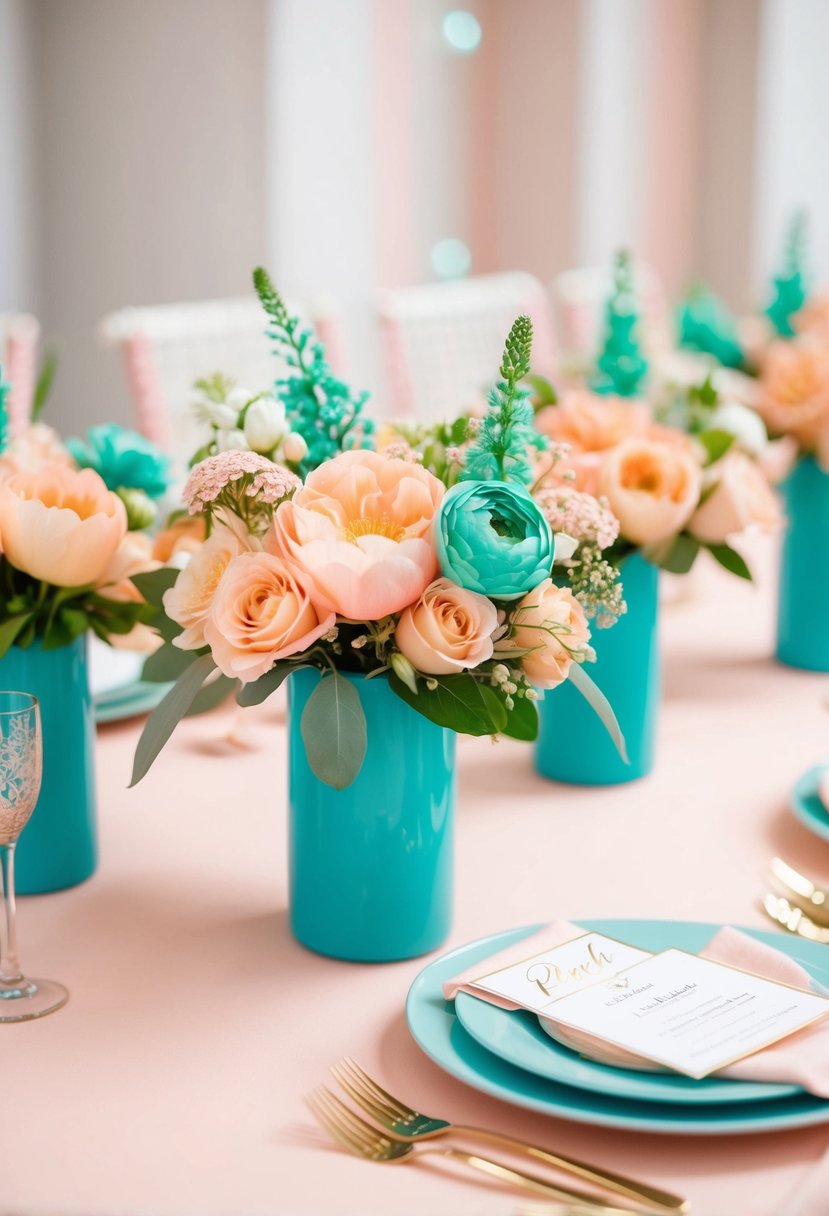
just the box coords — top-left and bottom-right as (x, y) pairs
(142, 643), (201, 684)
(707, 542), (752, 581)
(186, 673), (239, 716)
(131, 567), (181, 608)
(643, 533), (700, 575)
(567, 662), (628, 763)
(130, 653), (216, 787)
(236, 661), (305, 707)
(300, 671), (367, 790)
(389, 671), (508, 736)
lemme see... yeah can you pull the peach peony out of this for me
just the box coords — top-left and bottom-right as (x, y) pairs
(598, 437), (702, 546)
(204, 552), (335, 682)
(164, 526), (249, 649)
(0, 464), (127, 586)
(395, 578), (498, 675)
(536, 391), (651, 453)
(755, 341), (829, 450)
(269, 450), (444, 620)
(688, 452), (781, 544)
(498, 580), (591, 689)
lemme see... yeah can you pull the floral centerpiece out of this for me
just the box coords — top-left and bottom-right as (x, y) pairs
(130, 271), (624, 962)
(0, 397), (171, 891)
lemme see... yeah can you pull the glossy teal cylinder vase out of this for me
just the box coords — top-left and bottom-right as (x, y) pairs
(535, 553), (660, 785)
(0, 637), (97, 893)
(288, 669), (456, 962)
(776, 457), (829, 672)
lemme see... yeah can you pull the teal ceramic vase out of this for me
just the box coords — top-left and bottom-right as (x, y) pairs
(535, 552), (660, 785)
(288, 669), (456, 962)
(776, 457), (829, 672)
(0, 637), (97, 893)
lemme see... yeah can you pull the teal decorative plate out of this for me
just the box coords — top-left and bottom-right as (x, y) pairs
(406, 920), (829, 1135)
(95, 681), (171, 725)
(791, 764), (829, 843)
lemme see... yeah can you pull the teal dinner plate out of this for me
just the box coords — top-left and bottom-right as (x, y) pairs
(791, 764), (829, 843)
(95, 681), (171, 724)
(406, 920), (829, 1135)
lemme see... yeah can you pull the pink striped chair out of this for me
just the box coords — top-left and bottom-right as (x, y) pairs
(99, 295), (346, 460)
(1, 313), (40, 436)
(378, 272), (557, 420)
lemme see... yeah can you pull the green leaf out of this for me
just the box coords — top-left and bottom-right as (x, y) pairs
(388, 671), (508, 736)
(643, 534), (700, 575)
(450, 416), (470, 445)
(129, 653), (216, 787)
(500, 694), (539, 741)
(707, 543), (752, 581)
(131, 567), (180, 608)
(300, 671), (367, 790)
(567, 662), (628, 763)
(0, 615), (31, 660)
(186, 673), (238, 715)
(142, 643), (201, 684)
(697, 428), (735, 465)
(236, 661), (304, 707)
(31, 348), (59, 422)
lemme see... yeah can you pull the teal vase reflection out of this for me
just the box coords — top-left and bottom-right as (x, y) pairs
(288, 669), (456, 962)
(535, 553), (660, 785)
(0, 637), (97, 893)
(776, 457), (829, 672)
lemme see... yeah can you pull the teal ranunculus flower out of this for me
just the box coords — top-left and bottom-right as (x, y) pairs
(435, 480), (555, 601)
(67, 424), (172, 499)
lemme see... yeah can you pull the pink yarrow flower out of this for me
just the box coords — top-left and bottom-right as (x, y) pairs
(183, 451), (300, 515)
(536, 485), (620, 551)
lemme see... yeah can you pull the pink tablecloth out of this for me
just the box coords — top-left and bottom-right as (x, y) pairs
(5, 543), (829, 1216)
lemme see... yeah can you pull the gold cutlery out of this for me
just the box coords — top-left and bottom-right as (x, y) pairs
(515, 1205), (657, 1216)
(330, 1057), (688, 1213)
(769, 858), (829, 925)
(306, 1085), (622, 1207)
(762, 893), (829, 944)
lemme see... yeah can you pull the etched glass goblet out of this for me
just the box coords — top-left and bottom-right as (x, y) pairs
(0, 692), (68, 1021)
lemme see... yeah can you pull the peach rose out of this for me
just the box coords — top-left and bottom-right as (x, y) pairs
(498, 579), (590, 689)
(688, 452), (781, 544)
(152, 515), (207, 564)
(164, 526), (248, 649)
(269, 449), (444, 620)
(395, 578), (498, 675)
(598, 437), (702, 546)
(755, 341), (829, 449)
(0, 464), (127, 586)
(204, 552), (335, 682)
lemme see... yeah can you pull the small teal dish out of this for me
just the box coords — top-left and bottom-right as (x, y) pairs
(288, 669), (456, 963)
(777, 457), (829, 672)
(535, 552), (659, 785)
(406, 919), (829, 1135)
(0, 637), (97, 894)
(791, 763), (829, 843)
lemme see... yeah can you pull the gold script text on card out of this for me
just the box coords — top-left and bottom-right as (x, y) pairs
(526, 940), (615, 997)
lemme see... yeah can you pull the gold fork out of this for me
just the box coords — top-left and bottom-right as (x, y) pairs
(762, 893), (829, 944)
(330, 1058), (687, 1213)
(769, 858), (829, 925)
(306, 1086), (638, 1209)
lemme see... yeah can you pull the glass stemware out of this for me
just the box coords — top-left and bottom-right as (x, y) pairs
(0, 691), (68, 1021)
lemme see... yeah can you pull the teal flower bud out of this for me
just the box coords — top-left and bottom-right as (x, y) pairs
(435, 480), (554, 601)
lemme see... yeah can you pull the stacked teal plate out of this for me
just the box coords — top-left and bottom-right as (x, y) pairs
(791, 764), (829, 843)
(95, 680), (171, 724)
(406, 919), (829, 1135)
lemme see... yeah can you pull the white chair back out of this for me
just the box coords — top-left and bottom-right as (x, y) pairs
(378, 272), (557, 421)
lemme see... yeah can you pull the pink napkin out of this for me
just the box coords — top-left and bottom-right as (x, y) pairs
(779, 1141), (829, 1216)
(444, 921), (829, 1097)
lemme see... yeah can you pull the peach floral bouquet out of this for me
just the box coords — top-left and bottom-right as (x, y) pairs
(132, 302), (625, 789)
(534, 384), (780, 582)
(0, 403), (174, 656)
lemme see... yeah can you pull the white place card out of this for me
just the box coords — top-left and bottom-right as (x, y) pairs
(541, 948), (829, 1079)
(471, 932), (652, 1013)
